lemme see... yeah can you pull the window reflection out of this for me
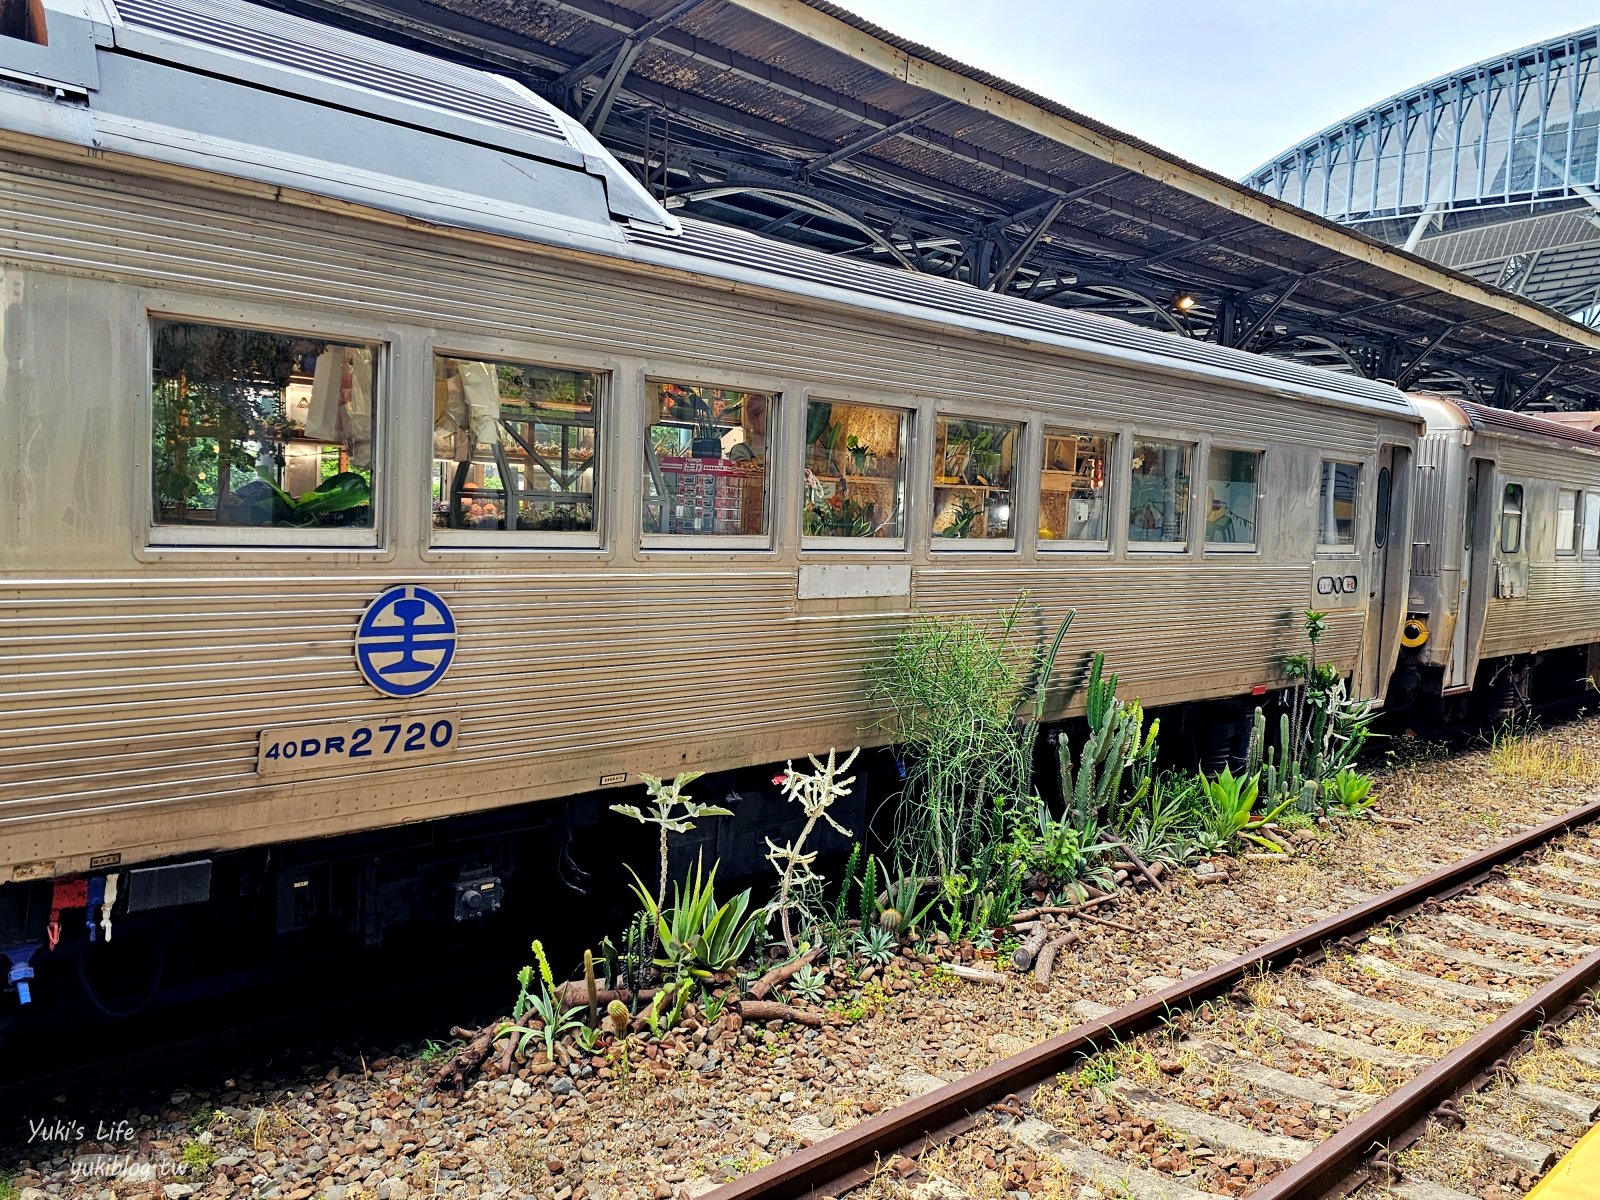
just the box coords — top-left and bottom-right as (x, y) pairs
(643, 382), (771, 537)
(803, 400), (907, 539)
(151, 319), (376, 531)
(1206, 448), (1259, 548)
(432, 356), (601, 534)
(933, 417), (1018, 541)
(1318, 461), (1359, 547)
(1128, 439), (1191, 547)
(1040, 430), (1111, 545)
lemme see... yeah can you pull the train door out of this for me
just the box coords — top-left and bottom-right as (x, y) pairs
(1364, 445), (1409, 700)
(1445, 461), (1487, 690)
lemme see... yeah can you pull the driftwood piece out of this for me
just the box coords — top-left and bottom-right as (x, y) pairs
(1370, 813), (1417, 827)
(1070, 911), (1140, 935)
(1011, 924), (1051, 971)
(429, 1022), (501, 1094)
(1032, 933), (1077, 987)
(737, 1000), (823, 1027)
(947, 964), (1006, 986)
(1013, 891), (1120, 923)
(748, 945), (826, 1001)
(555, 983), (658, 1008)
(1109, 834), (1165, 891)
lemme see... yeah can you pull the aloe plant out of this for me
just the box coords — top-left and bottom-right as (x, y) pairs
(1198, 766), (1294, 854)
(630, 855), (762, 981)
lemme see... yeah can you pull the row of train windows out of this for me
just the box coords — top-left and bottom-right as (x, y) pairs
(1497, 484), (1600, 557)
(149, 319), (1359, 551)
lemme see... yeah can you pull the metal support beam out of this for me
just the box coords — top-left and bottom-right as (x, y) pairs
(802, 101), (957, 175)
(1395, 322), (1466, 390)
(987, 198), (1067, 293)
(577, 37), (646, 133)
(1511, 361), (1569, 410)
(555, 0), (707, 93)
(1236, 278), (1303, 349)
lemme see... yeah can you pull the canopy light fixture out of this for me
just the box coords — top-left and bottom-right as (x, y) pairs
(1173, 293), (1197, 314)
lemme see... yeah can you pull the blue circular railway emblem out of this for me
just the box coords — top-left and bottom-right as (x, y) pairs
(355, 585), (458, 698)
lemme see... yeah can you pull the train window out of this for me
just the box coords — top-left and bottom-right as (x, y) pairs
(1500, 483), (1524, 554)
(150, 319), (378, 542)
(1585, 493), (1600, 556)
(1317, 461), (1359, 548)
(1464, 474), (1477, 551)
(1039, 430), (1111, 547)
(1373, 466), (1392, 550)
(1128, 439), (1192, 550)
(802, 400), (907, 541)
(1206, 448), (1260, 550)
(431, 355), (602, 541)
(932, 416), (1019, 542)
(1557, 489), (1580, 555)
(642, 382), (772, 539)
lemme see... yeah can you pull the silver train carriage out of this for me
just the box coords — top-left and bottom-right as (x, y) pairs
(1396, 395), (1600, 710)
(0, 0), (1421, 1010)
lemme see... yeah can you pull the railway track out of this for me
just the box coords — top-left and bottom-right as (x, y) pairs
(701, 798), (1600, 1200)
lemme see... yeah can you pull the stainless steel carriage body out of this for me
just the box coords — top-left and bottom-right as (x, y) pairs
(0, 0), (1420, 885)
(1408, 394), (1600, 693)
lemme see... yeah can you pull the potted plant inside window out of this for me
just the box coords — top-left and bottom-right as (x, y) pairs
(691, 399), (723, 459)
(846, 435), (872, 476)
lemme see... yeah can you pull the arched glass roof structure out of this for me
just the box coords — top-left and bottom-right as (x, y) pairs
(1246, 27), (1600, 321)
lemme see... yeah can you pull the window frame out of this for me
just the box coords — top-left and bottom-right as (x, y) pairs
(1500, 482), (1525, 555)
(1556, 488), (1581, 557)
(1583, 491), (1600, 558)
(145, 310), (387, 550)
(1038, 427), (1115, 553)
(1126, 435), (1195, 554)
(428, 349), (608, 550)
(1203, 444), (1263, 553)
(799, 397), (913, 551)
(928, 413), (1024, 551)
(639, 377), (778, 551)
(1316, 459), (1362, 554)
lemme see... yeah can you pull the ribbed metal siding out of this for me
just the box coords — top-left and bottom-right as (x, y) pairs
(630, 221), (1410, 411)
(1481, 563), (1600, 658)
(1410, 432), (1453, 578)
(914, 566), (1362, 702)
(0, 157), (1399, 873)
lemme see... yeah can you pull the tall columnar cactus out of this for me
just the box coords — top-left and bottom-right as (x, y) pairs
(1057, 652), (1157, 826)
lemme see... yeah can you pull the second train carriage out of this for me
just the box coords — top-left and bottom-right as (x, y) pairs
(1399, 395), (1600, 710)
(0, 0), (1425, 1010)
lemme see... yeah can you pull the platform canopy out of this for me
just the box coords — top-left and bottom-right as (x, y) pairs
(278, 0), (1600, 409)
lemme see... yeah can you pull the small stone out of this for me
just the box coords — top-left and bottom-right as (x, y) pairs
(551, 1077), (575, 1096)
(752, 1130), (771, 1148)
(162, 1187), (196, 1200)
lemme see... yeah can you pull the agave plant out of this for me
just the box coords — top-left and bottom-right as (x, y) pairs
(630, 855), (762, 982)
(1199, 766), (1294, 854)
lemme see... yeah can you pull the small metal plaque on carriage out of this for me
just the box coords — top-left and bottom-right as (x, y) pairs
(257, 713), (459, 775)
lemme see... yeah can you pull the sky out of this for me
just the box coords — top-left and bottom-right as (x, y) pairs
(831, 0), (1598, 178)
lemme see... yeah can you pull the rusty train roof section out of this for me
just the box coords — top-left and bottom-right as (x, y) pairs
(275, 0), (1600, 409)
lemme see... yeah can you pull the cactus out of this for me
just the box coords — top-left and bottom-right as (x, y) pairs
(1245, 707), (1265, 777)
(606, 998), (630, 1037)
(1056, 652), (1156, 828)
(583, 949), (599, 1027)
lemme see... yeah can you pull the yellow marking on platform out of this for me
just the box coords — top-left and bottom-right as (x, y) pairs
(1524, 1119), (1600, 1200)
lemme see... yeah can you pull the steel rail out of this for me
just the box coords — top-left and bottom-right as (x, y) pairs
(701, 795), (1600, 1200)
(1250, 945), (1600, 1199)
